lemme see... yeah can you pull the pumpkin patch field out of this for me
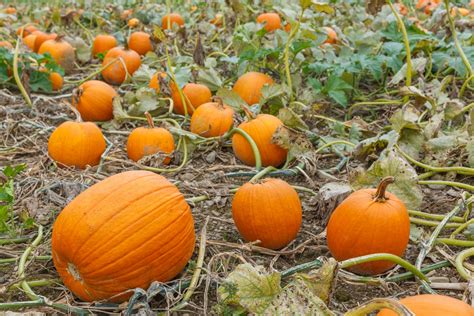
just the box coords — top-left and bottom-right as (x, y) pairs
(2, 0), (474, 314)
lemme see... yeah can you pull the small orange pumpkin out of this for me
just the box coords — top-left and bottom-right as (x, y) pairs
(32, 31), (57, 53)
(149, 71), (167, 91)
(171, 83), (212, 116)
(378, 294), (474, 316)
(38, 37), (75, 74)
(51, 170), (195, 302)
(73, 80), (118, 122)
(162, 13), (185, 30)
(256, 13), (282, 32)
(232, 114), (287, 167)
(50, 72), (64, 91)
(323, 27), (337, 45)
(190, 97), (234, 137)
(92, 34), (117, 57)
(128, 18), (140, 27)
(0, 41), (13, 49)
(210, 14), (224, 27)
(23, 34), (37, 51)
(48, 108), (106, 169)
(326, 177), (410, 275)
(128, 32), (153, 56)
(127, 112), (175, 164)
(17, 25), (38, 37)
(232, 72), (274, 106)
(5, 7), (16, 14)
(120, 9), (133, 20)
(232, 178), (302, 249)
(101, 47), (141, 85)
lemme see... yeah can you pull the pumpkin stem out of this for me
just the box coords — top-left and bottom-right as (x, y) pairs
(70, 89), (83, 122)
(373, 176), (395, 202)
(145, 111), (155, 128)
(212, 96), (224, 109)
(241, 104), (255, 120)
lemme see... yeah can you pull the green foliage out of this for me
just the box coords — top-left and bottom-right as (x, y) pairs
(0, 164), (26, 235)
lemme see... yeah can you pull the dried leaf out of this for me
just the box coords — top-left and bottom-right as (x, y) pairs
(278, 108), (308, 130)
(272, 126), (314, 162)
(353, 130), (398, 161)
(193, 34), (205, 66)
(389, 58), (427, 86)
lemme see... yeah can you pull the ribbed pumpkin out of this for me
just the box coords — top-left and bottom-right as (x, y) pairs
(326, 177), (410, 275)
(149, 72), (167, 92)
(323, 27), (337, 45)
(101, 47), (141, 85)
(73, 80), (118, 122)
(127, 112), (175, 164)
(51, 170), (196, 302)
(17, 25), (38, 37)
(232, 178), (302, 249)
(48, 109), (106, 169)
(256, 13), (282, 32)
(171, 83), (212, 116)
(38, 37), (75, 74)
(190, 97), (234, 137)
(92, 34), (117, 57)
(128, 32), (153, 56)
(378, 294), (474, 316)
(232, 72), (274, 106)
(32, 31), (57, 53)
(23, 34), (37, 51)
(162, 13), (185, 29)
(232, 114), (287, 167)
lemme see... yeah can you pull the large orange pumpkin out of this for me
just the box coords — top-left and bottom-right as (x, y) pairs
(326, 177), (410, 275)
(256, 13), (282, 32)
(101, 47), (141, 85)
(232, 114), (287, 167)
(127, 112), (175, 164)
(232, 178), (302, 249)
(92, 34), (117, 57)
(51, 170), (196, 302)
(171, 83), (212, 116)
(32, 31), (57, 53)
(190, 98), (234, 137)
(73, 80), (118, 122)
(48, 121), (106, 169)
(378, 294), (474, 316)
(162, 13), (185, 29)
(232, 72), (273, 106)
(128, 31), (153, 56)
(38, 37), (75, 74)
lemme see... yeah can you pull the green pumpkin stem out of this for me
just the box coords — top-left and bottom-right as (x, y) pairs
(373, 176), (395, 202)
(145, 111), (155, 128)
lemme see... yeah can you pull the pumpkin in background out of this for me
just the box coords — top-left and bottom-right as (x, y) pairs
(326, 177), (410, 275)
(5, 6), (16, 14)
(232, 178), (302, 249)
(0, 41), (13, 49)
(127, 112), (175, 164)
(101, 47), (141, 85)
(232, 114), (287, 167)
(232, 72), (273, 106)
(120, 9), (133, 20)
(51, 170), (195, 302)
(190, 97), (234, 137)
(323, 27), (337, 44)
(128, 18), (140, 28)
(92, 34), (117, 57)
(38, 37), (75, 74)
(210, 14), (223, 27)
(128, 32), (153, 56)
(378, 294), (474, 316)
(149, 72), (167, 92)
(162, 13), (185, 29)
(32, 31), (57, 53)
(17, 25), (38, 37)
(256, 13), (281, 32)
(23, 34), (37, 50)
(171, 83), (212, 116)
(73, 80), (118, 121)
(48, 108), (106, 169)
(50, 72), (63, 91)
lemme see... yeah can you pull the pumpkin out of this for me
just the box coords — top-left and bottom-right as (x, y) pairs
(162, 13), (185, 29)
(50, 72), (63, 91)
(48, 111), (106, 169)
(149, 72), (167, 92)
(284, 23), (291, 33)
(171, 83), (212, 116)
(92, 34), (117, 57)
(190, 97), (234, 137)
(32, 31), (57, 53)
(23, 34), (37, 51)
(395, 3), (409, 15)
(38, 37), (75, 74)
(232, 178), (302, 249)
(232, 72), (273, 106)
(210, 14), (224, 27)
(17, 25), (38, 37)
(127, 112), (175, 164)
(120, 9), (133, 20)
(51, 170), (195, 302)
(323, 27), (337, 45)
(256, 13), (282, 32)
(378, 294), (474, 316)
(5, 7), (16, 14)
(128, 18), (140, 27)
(451, 7), (470, 17)
(326, 177), (410, 275)
(101, 47), (141, 85)
(73, 80), (118, 122)
(416, 0), (441, 14)
(0, 41), (13, 49)
(128, 31), (153, 56)
(232, 114), (287, 167)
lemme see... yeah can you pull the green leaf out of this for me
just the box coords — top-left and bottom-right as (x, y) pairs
(278, 108), (308, 130)
(312, 2), (335, 14)
(328, 90), (348, 106)
(216, 88), (247, 110)
(198, 68), (223, 91)
(467, 139), (474, 168)
(29, 71), (52, 92)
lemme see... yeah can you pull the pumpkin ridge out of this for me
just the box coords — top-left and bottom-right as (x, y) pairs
(82, 207), (193, 279)
(67, 175), (165, 260)
(76, 188), (186, 270)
